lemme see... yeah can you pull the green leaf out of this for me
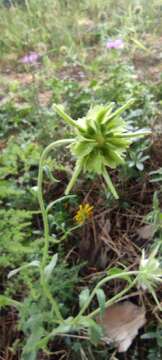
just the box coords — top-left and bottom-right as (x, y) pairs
(0, 295), (21, 309)
(109, 149), (125, 165)
(71, 141), (94, 157)
(153, 192), (159, 210)
(136, 162), (144, 171)
(96, 104), (114, 123)
(8, 260), (40, 279)
(0, 295), (13, 308)
(100, 103), (115, 124)
(79, 288), (90, 309)
(54, 104), (82, 131)
(44, 254), (58, 280)
(107, 137), (131, 148)
(105, 117), (126, 132)
(105, 99), (135, 123)
(84, 150), (103, 174)
(52, 321), (72, 335)
(150, 168), (162, 183)
(96, 288), (106, 316)
(43, 165), (60, 183)
(78, 317), (103, 344)
(37, 319), (74, 349)
(87, 319), (103, 344)
(22, 314), (44, 360)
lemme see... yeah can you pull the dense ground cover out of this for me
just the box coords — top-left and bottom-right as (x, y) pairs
(0, 1), (162, 359)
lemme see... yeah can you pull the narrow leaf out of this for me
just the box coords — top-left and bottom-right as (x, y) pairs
(96, 288), (106, 316)
(43, 165), (59, 183)
(105, 99), (135, 123)
(8, 260), (40, 279)
(54, 104), (82, 131)
(0, 295), (21, 309)
(79, 288), (90, 309)
(44, 254), (58, 280)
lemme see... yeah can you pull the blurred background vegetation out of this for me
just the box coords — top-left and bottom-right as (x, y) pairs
(0, 1), (162, 359)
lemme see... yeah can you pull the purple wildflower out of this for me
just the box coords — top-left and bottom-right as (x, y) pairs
(106, 39), (124, 49)
(20, 52), (39, 64)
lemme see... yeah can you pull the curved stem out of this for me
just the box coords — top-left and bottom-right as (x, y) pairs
(75, 271), (138, 320)
(37, 138), (74, 321)
(39, 274), (138, 347)
(46, 195), (77, 213)
(88, 278), (137, 319)
(38, 139), (74, 265)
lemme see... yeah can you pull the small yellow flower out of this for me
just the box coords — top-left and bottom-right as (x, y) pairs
(74, 203), (94, 225)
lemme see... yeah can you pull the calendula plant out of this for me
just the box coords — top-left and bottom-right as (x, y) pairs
(1, 100), (156, 358)
(37, 99), (149, 317)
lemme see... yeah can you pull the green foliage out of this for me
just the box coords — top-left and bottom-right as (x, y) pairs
(150, 168), (162, 183)
(0, 0), (161, 58)
(0, 1), (162, 359)
(128, 139), (150, 171)
(96, 288), (106, 317)
(0, 209), (36, 268)
(16, 260), (82, 359)
(145, 192), (162, 234)
(142, 326), (162, 360)
(0, 139), (41, 178)
(0, 100), (33, 138)
(79, 288), (90, 309)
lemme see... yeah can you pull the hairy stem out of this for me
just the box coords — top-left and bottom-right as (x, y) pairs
(39, 273), (138, 347)
(75, 271), (138, 320)
(88, 278), (137, 318)
(37, 138), (74, 321)
(65, 160), (83, 195)
(103, 167), (119, 199)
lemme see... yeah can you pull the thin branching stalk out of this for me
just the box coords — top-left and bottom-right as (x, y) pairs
(37, 273), (139, 348)
(65, 159), (83, 195)
(88, 278), (137, 318)
(103, 167), (119, 199)
(37, 138), (74, 321)
(74, 271), (138, 320)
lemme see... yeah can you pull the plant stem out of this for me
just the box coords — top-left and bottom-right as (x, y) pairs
(75, 271), (138, 320)
(88, 278), (137, 318)
(37, 138), (74, 321)
(39, 273), (138, 346)
(103, 167), (119, 199)
(65, 160), (83, 195)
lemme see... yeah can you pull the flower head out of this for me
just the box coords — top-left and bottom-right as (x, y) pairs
(74, 203), (94, 225)
(54, 101), (150, 198)
(106, 39), (124, 49)
(20, 52), (39, 64)
(137, 248), (162, 292)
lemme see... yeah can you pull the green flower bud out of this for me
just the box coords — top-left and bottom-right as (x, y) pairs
(54, 100), (150, 198)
